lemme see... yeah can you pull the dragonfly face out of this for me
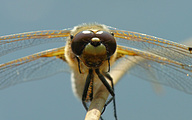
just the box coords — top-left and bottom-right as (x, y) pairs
(70, 24), (116, 68)
(0, 23), (192, 120)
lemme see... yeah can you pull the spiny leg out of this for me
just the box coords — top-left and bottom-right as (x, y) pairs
(95, 69), (118, 120)
(95, 69), (114, 96)
(81, 69), (105, 120)
(75, 56), (82, 73)
(103, 72), (117, 119)
(107, 58), (110, 72)
(82, 69), (93, 111)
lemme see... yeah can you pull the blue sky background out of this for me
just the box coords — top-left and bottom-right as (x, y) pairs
(0, 0), (192, 120)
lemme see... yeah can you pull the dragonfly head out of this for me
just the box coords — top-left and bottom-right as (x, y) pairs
(70, 29), (116, 68)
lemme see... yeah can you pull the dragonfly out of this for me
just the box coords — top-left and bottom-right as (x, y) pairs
(0, 23), (192, 120)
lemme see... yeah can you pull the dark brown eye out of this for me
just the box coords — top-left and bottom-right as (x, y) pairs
(96, 31), (116, 57)
(71, 31), (94, 55)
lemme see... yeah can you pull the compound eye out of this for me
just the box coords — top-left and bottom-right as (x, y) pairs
(96, 31), (117, 57)
(71, 30), (94, 55)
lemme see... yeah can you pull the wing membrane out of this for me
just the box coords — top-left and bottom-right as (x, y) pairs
(116, 45), (192, 94)
(113, 30), (192, 65)
(0, 30), (70, 57)
(0, 46), (69, 89)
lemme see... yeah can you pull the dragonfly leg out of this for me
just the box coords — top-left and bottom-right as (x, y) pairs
(103, 72), (118, 120)
(76, 56), (82, 73)
(82, 69), (93, 111)
(107, 58), (110, 72)
(95, 69), (118, 120)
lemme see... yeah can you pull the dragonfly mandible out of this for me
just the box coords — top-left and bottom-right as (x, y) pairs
(0, 23), (192, 120)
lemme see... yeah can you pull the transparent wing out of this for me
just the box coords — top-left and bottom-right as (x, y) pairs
(112, 30), (192, 65)
(0, 29), (71, 57)
(0, 46), (69, 89)
(115, 45), (192, 94)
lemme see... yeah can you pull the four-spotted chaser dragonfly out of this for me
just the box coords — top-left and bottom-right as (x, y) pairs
(0, 23), (192, 120)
